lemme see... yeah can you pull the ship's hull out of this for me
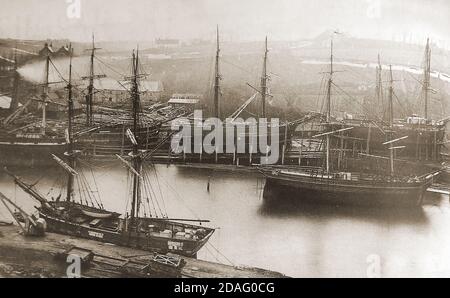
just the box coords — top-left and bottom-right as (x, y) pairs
(77, 126), (161, 157)
(263, 173), (432, 207)
(38, 210), (213, 258)
(0, 141), (66, 167)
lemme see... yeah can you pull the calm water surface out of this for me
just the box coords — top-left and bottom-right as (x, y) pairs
(1, 162), (450, 278)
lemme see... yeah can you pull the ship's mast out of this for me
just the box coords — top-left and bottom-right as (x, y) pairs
(388, 65), (394, 128)
(41, 53), (50, 135)
(66, 45), (74, 202)
(129, 49), (142, 227)
(10, 48), (19, 112)
(388, 65), (395, 175)
(422, 38), (431, 120)
(213, 25), (221, 119)
(85, 34), (102, 126)
(261, 36), (269, 118)
(325, 39), (333, 174)
(376, 54), (384, 120)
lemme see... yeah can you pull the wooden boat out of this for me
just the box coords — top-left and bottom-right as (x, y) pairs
(0, 53), (67, 167)
(262, 166), (437, 207)
(6, 48), (214, 257)
(0, 136), (66, 167)
(261, 40), (441, 207)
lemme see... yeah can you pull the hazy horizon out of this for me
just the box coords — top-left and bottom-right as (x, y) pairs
(0, 0), (449, 46)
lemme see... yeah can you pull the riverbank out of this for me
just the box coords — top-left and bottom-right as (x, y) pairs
(0, 225), (286, 278)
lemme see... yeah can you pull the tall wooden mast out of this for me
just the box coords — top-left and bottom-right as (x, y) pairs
(388, 65), (395, 175)
(261, 36), (269, 118)
(41, 53), (50, 135)
(422, 38), (431, 120)
(325, 39), (334, 174)
(85, 34), (102, 126)
(376, 54), (384, 120)
(66, 45), (74, 202)
(129, 49), (142, 226)
(10, 48), (19, 112)
(213, 25), (221, 118)
(388, 65), (394, 128)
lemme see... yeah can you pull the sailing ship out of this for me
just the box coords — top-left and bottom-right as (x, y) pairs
(172, 30), (288, 165)
(73, 35), (164, 158)
(5, 47), (214, 257)
(261, 39), (439, 207)
(0, 51), (66, 167)
(338, 39), (448, 164)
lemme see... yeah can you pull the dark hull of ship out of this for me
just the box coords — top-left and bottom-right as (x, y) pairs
(77, 126), (160, 157)
(263, 174), (432, 208)
(0, 141), (66, 167)
(38, 210), (213, 258)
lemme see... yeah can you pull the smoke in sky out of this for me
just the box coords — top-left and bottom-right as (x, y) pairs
(0, 0), (449, 45)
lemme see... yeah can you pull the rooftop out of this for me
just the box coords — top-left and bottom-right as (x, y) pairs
(168, 98), (200, 105)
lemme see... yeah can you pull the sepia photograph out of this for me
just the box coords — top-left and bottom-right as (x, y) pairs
(0, 0), (449, 288)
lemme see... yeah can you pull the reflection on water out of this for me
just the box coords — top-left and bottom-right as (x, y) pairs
(258, 199), (429, 225)
(1, 163), (450, 277)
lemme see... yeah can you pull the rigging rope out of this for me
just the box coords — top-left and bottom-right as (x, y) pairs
(150, 166), (203, 220)
(206, 242), (235, 266)
(94, 56), (127, 78)
(331, 81), (383, 122)
(151, 165), (168, 215)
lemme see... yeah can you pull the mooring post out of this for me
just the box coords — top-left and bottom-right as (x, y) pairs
(121, 124), (125, 156)
(299, 140), (303, 166)
(366, 125), (371, 154)
(215, 146), (218, 163)
(434, 131), (437, 161)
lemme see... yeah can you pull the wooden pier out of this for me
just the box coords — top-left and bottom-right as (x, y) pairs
(0, 225), (286, 278)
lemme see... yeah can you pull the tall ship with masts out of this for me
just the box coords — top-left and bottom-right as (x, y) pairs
(0, 50), (66, 167)
(261, 39), (440, 207)
(0, 37), (189, 166)
(331, 38), (448, 165)
(168, 28), (288, 165)
(5, 47), (214, 257)
(72, 35), (174, 158)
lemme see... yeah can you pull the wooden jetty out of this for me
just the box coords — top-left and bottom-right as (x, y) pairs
(0, 225), (286, 278)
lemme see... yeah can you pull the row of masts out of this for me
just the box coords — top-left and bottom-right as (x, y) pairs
(31, 32), (432, 137)
(62, 43), (144, 226)
(37, 35), (103, 137)
(14, 31), (436, 181)
(212, 27), (269, 119)
(323, 36), (432, 175)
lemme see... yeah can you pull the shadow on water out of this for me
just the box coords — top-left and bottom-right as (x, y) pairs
(258, 190), (432, 226)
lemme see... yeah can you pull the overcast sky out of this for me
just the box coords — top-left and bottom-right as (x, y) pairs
(0, 0), (449, 44)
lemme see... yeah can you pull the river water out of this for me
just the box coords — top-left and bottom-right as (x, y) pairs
(1, 163), (450, 278)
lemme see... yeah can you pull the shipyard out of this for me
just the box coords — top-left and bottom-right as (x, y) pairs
(2, 0), (450, 287)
